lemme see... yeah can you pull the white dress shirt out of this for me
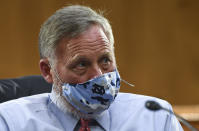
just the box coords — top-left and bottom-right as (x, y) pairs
(0, 92), (183, 131)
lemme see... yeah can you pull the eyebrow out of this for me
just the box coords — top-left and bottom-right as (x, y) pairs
(67, 55), (90, 68)
(98, 52), (112, 61)
(66, 50), (113, 66)
(69, 54), (87, 63)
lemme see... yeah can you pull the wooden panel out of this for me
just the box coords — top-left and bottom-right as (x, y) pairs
(0, 0), (199, 105)
(173, 105), (199, 130)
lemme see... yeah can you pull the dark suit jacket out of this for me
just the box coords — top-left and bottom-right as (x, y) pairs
(0, 75), (52, 103)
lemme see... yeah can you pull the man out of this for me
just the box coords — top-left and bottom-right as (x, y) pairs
(0, 5), (183, 131)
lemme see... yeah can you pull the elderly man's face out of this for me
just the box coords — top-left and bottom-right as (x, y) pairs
(52, 25), (116, 84)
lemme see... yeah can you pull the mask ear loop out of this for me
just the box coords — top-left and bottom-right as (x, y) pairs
(121, 79), (135, 87)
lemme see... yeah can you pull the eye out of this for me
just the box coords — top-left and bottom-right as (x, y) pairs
(75, 61), (87, 69)
(100, 57), (111, 70)
(102, 57), (110, 64)
(71, 61), (88, 75)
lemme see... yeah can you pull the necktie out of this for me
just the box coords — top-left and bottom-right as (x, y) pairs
(79, 118), (91, 131)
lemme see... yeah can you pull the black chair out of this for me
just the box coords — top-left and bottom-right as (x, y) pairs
(0, 75), (52, 103)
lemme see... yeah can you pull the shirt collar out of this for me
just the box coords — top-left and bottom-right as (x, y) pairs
(48, 96), (79, 130)
(95, 109), (110, 131)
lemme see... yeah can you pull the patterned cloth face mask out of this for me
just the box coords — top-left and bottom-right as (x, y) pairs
(60, 69), (121, 115)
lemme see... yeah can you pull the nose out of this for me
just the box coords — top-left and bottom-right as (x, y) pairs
(88, 65), (103, 80)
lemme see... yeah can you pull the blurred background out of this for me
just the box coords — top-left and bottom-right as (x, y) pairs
(0, 0), (199, 105)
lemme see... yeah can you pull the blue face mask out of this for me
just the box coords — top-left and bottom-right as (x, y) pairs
(61, 69), (121, 115)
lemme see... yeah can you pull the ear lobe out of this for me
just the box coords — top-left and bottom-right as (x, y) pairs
(39, 59), (53, 83)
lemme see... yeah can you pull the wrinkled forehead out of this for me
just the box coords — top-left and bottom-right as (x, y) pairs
(55, 25), (114, 61)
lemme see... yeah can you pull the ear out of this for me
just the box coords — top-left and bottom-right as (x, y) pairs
(39, 58), (53, 84)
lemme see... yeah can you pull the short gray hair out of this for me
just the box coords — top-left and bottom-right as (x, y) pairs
(39, 5), (114, 61)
